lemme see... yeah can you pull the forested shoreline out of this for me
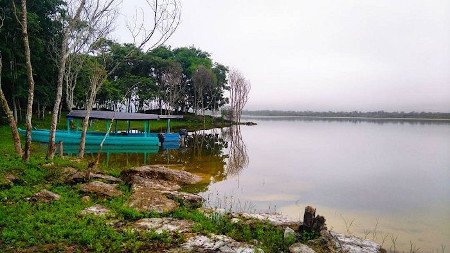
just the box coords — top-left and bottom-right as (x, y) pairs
(0, 0), (251, 160)
(0, 1), (229, 118)
(243, 110), (450, 119)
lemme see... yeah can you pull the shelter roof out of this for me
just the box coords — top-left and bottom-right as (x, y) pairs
(67, 110), (183, 120)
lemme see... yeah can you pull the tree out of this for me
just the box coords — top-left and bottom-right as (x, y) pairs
(0, 53), (23, 156)
(228, 69), (250, 123)
(192, 65), (215, 116)
(78, 0), (182, 158)
(161, 61), (182, 114)
(13, 0), (37, 161)
(47, 0), (118, 159)
(0, 8), (22, 156)
(78, 61), (105, 157)
(0, 0), (61, 124)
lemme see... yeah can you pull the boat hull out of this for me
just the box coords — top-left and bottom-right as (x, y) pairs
(19, 129), (161, 146)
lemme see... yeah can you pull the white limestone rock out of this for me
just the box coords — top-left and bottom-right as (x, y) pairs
(330, 231), (382, 253)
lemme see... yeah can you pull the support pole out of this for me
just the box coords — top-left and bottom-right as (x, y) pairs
(166, 119), (171, 133)
(59, 141), (64, 157)
(144, 121), (148, 137)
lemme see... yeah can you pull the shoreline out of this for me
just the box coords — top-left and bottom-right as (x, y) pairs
(242, 114), (450, 122)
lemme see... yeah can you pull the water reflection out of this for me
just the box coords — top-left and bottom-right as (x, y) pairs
(223, 126), (249, 176)
(63, 127), (249, 188)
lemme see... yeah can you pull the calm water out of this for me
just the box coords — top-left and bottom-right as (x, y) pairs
(93, 117), (450, 252)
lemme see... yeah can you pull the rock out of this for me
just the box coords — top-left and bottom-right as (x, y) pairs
(132, 218), (193, 234)
(306, 230), (337, 252)
(79, 181), (123, 198)
(80, 204), (111, 216)
(284, 227), (296, 239)
(127, 187), (178, 213)
(0, 173), (20, 189)
(90, 173), (122, 184)
(0, 180), (12, 189)
(233, 212), (300, 228)
(30, 190), (61, 203)
(231, 218), (241, 224)
(160, 190), (204, 208)
(62, 167), (121, 184)
(289, 243), (316, 253)
(121, 165), (201, 185)
(298, 206), (326, 234)
(131, 175), (181, 191)
(330, 231), (381, 253)
(62, 167), (86, 184)
(81, 195), (91, 203)
(179, 234), (263, 253)
(5, 173), (18, 183)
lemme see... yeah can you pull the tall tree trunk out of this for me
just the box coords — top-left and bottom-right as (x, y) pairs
(20, 0), (36, 161)
(47, 0), (85, 159)
(42, 104), (46, 119)
(18, 99), (22, 121)
(0, 55), (23, 156)
(79, 70), (102, 158)
(78, 87), (96, 158)
(47, 32), (68, 159)
(12, 98), (17, 121)
(36, 100), (40, 119)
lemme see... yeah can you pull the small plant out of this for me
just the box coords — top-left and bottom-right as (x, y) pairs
(299, 230), (319, 242)
(390, 234), (399, 253)
(340, 214), (355, 234)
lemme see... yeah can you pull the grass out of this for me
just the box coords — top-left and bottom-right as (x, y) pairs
(0, 119), (294, 252)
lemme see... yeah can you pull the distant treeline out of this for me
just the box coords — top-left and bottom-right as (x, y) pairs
(242, 110), (450, 119)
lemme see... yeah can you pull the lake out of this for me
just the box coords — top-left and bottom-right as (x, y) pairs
(94, 117), (450, 252)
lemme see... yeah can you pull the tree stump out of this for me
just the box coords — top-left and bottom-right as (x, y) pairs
(299, 206), (327, 234)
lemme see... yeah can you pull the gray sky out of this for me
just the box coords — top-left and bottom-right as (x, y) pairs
(114, 0), (450, 112)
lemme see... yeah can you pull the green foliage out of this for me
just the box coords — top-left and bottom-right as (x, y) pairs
(300, 230), (320, 242)
(0, 0), (63, 121)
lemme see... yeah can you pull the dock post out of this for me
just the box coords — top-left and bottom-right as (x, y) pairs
(59, 141), (64, 157)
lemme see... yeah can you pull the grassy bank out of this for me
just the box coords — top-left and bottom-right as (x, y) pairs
(0, 119), (294, 252)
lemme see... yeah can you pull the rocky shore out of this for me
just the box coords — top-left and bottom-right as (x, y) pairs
(20, 165), (383, 253)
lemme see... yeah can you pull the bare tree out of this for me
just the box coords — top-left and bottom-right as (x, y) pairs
(64, 53), (84, 111)
(192, 65), (215, 117)
(78, 64), (106, 157)
(77, 0), (182, 158)
(47, 0), (120, 159)
(229, 69), (251, 123)
(161, 62), (182, 114)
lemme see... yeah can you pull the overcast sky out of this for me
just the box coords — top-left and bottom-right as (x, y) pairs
(113, 0), (450, 112)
